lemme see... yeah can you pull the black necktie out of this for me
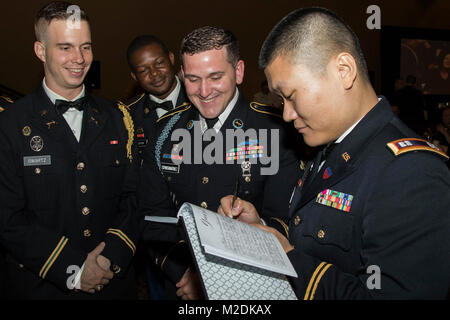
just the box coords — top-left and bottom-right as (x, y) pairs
(306, 142), (337, 183)
(205, 118), (219, 129)
(154, 100), (173, 112)
(55, 97), (86, 115)
(320, 142), (337, 164)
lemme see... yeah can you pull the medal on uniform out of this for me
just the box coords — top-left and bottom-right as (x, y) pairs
(241, 160), (251, 182)
(30, 136), (44, 152)
(316, 189), (353, 213)
(187, 120), (194, 130)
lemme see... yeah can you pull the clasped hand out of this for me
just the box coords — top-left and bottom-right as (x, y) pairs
(80, 242), (114, 294)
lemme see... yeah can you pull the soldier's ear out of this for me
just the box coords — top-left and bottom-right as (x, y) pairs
(130, 71), (137, 82)
(334, 52), (357, 90)
(235, 60), (245, 85)
(169, 51), (175, 66)
(34, 41), (46, 63)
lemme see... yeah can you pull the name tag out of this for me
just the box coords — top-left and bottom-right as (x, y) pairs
(161, 163), (180, 174)
(23, 155), (52, 166)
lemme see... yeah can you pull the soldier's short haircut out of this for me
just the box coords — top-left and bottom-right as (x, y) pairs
(34, 1), (89, 43)
(126, 35), (170, 71)
(180, 26), (240, 67)
(259, 7), (369, 82)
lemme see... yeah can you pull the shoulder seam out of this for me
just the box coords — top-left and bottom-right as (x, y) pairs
(124, 93), (146, 109)
(249, 101), (282, 118)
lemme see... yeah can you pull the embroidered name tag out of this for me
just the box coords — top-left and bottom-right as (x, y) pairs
(316, 189), (353, 213)
(161, 163), (180, 174)
(23, 155), (51, 166)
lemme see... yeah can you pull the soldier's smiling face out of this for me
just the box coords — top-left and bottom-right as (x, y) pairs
(35, 19), (92, 98)
(130, 43), (177, 100)
(182, 47), (244, 119)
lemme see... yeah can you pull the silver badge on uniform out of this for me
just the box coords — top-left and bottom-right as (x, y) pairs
(241, 160), (251, 182)
(30, 136), (44, 152)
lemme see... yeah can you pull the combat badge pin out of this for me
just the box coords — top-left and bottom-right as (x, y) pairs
(22, 126), (31, 136)
(30, 136), (44, 152)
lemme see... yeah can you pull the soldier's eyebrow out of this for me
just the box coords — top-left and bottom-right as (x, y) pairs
(55, 42), (92, 46)
(184, 71), (225, 78)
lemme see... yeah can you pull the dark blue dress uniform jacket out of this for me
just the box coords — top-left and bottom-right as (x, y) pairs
(0, 94), (13, 298)
(138, 92), (301, 296)
(286, 97), (450, 299)
(0, 86), (138, 299)
(120, 85), (189, 161)
(0, 95), (14, 109)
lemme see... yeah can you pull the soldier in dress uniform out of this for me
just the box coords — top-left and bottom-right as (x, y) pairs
(119, 35), (190, 160)
(219, 7), (450, 299)
(0, 1), (137, 299)
(138, 26), (302, 299)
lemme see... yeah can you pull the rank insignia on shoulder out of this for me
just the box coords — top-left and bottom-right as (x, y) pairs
(387, 138), (449, 161)
(249, 102), (282, 118)
(316, 189), (353, 213)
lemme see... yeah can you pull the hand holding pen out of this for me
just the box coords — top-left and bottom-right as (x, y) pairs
(217, 178), (261, 225)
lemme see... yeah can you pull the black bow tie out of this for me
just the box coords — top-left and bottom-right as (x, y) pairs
(55, 97), (87, 114)
(154, 100), (173, 112)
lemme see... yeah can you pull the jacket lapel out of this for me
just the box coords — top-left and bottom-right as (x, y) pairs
(79, 95), (107, 149)
(292, 97), (394, 212)
(31, 86), (79, 152)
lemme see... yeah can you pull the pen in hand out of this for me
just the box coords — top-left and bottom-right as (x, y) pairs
(230, 177), (241, 218)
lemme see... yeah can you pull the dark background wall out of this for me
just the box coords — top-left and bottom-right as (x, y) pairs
(0, 0), (449, 101)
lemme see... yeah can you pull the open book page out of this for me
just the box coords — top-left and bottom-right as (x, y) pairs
(178, 203), (298, 300)
(190, 204), (297, 278)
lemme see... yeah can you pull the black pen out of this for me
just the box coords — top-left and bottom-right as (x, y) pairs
(231, 177), (241, 211)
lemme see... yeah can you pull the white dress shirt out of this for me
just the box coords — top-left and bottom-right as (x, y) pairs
(42, 79), (85, 142)
(149, 76), (182, 118)
(199, 87), (240, 134)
